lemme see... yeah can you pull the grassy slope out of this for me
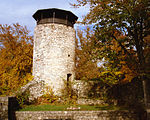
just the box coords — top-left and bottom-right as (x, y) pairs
(19, 104), (123, 111)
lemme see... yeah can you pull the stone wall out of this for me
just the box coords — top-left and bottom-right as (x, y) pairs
(77, 99), (106, 105)
(73, 80), (105, 99)
(0, 96), (19, 120)
(0, 97), (8, 120)
(15, 111), (139, 120)
(73, 80), (90, 98)
(32, 23), (75, 98)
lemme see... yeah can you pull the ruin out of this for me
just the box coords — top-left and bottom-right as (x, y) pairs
(30, 8), (78, 98)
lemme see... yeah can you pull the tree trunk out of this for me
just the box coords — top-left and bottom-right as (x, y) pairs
(142, 78), (150, 120)
(143, 80), (147, 107)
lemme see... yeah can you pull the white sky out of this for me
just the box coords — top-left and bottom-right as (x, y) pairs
(0, 0), (89, 34)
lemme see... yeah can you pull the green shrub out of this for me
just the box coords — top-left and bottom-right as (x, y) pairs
(36, 85), (59, 105)
(16, 90), (30, 108)
(60, 79), (78, 105)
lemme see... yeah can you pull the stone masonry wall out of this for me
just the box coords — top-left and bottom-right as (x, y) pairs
(32, 23), (75, 98)
(0, 96), (19, 120)
(0, 97), (9, 120)
(15, 111), (139, 120)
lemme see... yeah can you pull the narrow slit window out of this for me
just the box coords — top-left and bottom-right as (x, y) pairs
(67, 73), (72, 87)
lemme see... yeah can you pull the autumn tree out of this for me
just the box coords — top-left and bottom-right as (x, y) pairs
(72, 0), (150, 113)
(0, 23), (33, 95)
(75, 27), (100, 80)
(97, 32), (139, 83)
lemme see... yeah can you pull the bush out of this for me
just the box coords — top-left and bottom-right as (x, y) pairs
(35, 85), (59, 105)
(60, 79), (78, 105)
(107, 78), (144, 107)
(16, 90), (30, 108)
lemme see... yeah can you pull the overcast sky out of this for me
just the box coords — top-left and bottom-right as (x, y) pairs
(0, 0), (89, 34)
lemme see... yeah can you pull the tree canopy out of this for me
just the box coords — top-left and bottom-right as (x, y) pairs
(75, 27), (100, 80)
(73, 0), (150, 81)
(0, 23), (33, 95)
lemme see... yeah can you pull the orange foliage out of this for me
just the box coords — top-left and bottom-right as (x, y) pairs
(75, 27), (100, 80)
(0, 24), (33, 95)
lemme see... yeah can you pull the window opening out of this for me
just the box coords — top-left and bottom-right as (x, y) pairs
(67, 73), (72, 87)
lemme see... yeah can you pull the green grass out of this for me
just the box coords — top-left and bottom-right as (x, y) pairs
(19, 104), (123, 111)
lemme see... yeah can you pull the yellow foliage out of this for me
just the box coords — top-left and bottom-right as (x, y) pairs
(0, 23), (33, 96)
(75, 28), (100, 80)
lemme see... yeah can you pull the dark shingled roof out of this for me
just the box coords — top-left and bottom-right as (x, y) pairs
(33, 8), (78, 23)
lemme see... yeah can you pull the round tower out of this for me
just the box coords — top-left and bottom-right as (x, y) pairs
(32, 8), (78, 96)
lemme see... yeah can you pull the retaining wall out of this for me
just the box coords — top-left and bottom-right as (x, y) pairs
(15, 110), (139, 120)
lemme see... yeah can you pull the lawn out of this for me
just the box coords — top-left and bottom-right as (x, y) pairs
(19, 104), (123, 111)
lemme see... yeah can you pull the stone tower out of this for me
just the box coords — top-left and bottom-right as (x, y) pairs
(32, 8), (78, 96)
